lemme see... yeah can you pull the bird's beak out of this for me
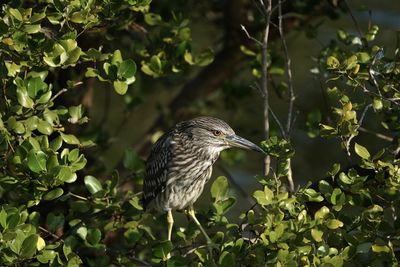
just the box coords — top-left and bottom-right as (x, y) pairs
(226, 134), (264, 153)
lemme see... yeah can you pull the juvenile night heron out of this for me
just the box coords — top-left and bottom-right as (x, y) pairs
(142, 117), (262, 254)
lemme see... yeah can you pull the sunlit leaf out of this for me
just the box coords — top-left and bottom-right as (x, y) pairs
(84, 175), (102, 194)
(354, 143), (370, 159)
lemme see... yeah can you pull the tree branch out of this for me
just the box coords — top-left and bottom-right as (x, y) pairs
(278, 0), (295, 191)
(260, 0), (272, 177)
(278, 0), (295, 138)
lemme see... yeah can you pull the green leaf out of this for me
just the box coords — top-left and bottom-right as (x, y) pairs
(20, 234), (38, 258)
(46, 213), (64, 232)
(129, 197), (144, 210)
(253, 186), (273, 206)
(26, 116), (39, 131)
(373, 98), (383, 110)
(5, 62), (21, 77)
(211, 176), (229, 200)
(30, 12), (46, 23)
(344, 55), (358, 70)
(0, 207), (7, 229)
(37, 250), (56, 263)
(70, 11), (85, 23)
(60, 133), (80, 145)
(314, 206), (330, 220)
(311, 228), (323, 242)
(87, 228), (102, 245)
(84, 175), (102, 194)
(144, 13), (162, 26)
(113, 80), (128, 95)
(356, 242), (372, 254)
(85, 67), (100, 78)
(10, 229), (24, 254)
(302, 188), (324, 202)
(37, 120), (53, 135)
(50, 136), (63, 151)
(326, 56), (340, 68)
(327, 163), (341, 177)
(123, 148), (144, 170)
(67, 254), (83, 267)
(17, 88), (34, 108)
(195, 49), (214, 66)
(36, 236), (46, 251)
(27, 150), (47, 173)
(24, 24), (41, 34)
(338, 172), (354, 185)
(318, 180), (333, 195)
(56, 166), (76, 183)
(326, 219), (344, 229)
(76, 226), (87, 240)
(184, 50), (195, 65)
(9, 8), (23, 21)
(43, 188), (64, 201)
(111, 50), (123, 65)
(150, 55), (162, 72)
(7, 212), (21, 229)
(371, 244), (390, 253)
(153, 240), (173, 259)
(219, 251), (235, 267)
(65, 47), (82, 65)
(330, 188), (345, 206)
(354, 143), (370, 159)
(118, 59), (137, 79)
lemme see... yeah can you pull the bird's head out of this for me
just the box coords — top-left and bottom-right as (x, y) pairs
(176, 117), (263, 153)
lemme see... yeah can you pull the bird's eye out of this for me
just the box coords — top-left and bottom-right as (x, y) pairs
(212, 130), (222, 136)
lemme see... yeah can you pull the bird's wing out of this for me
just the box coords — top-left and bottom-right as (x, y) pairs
(142, 132), (172, 208)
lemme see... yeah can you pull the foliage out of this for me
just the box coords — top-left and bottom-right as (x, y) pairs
(0, 0), (399, 266)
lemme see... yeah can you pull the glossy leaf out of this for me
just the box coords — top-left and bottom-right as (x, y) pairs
(84, 175), (102, 194)
(43, 188), (64, 201)
(27, 150), (47, 173)
(354, 143), (370, 159)
(211, 176), (229, 200)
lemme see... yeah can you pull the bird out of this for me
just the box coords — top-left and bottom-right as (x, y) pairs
(142, 116), (263, 257)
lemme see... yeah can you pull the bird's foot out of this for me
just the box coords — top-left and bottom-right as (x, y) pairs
(205, 240), (220, 265)
(165, 252), (171, 261)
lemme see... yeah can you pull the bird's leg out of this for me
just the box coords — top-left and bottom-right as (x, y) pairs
(167, 209), (174, 241)
(166, 209), (174, 259)
(187, 206), (218, 265)
(187, 206), (214, 249)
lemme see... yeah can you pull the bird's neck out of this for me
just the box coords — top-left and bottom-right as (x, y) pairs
(197, 146), (223, 164)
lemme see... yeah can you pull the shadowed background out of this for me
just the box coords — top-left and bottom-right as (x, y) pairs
(75, 0), (399, 213)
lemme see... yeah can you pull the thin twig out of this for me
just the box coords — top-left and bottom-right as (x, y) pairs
(6, 138), (15, 153)
(217, 164), (253, 204)
(182, 244), (209, 257)
(286, 158), (295, 192)
(128, 255), (153, 266)
(278, 0), (295, 192)
(278, 0), (295, 138)
(268, 107), (285, 137)
(240, 25), (263, 46)
(369, 50), (383, 97)
(358, 127), (393, 142)
(260, 0), (272, 177)
(50, 88), (68, 102)
(2, 81), (10, 108)
(38, 226), (64, 243)
(343, 0), (363, 37)
(68, 192), (89, 201)
(250, 83), (265, 98)
(345, 104), (373, 156)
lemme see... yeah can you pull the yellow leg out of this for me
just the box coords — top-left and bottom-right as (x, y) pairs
(187, 206), (213, 245)
(167, 210), (174, 241)
(166, 210), (174, 260)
